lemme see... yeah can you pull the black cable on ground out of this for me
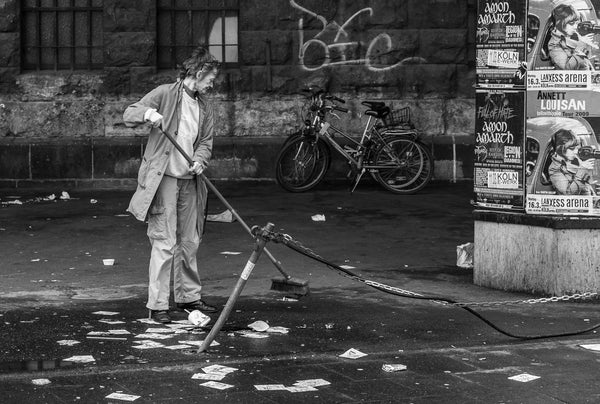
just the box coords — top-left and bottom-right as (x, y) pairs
(280, 239), (600, 341)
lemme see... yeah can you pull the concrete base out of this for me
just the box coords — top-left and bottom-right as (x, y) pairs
(473, 210), (600, 295)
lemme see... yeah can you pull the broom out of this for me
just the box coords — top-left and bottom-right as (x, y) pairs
(159, 128), (309, 296)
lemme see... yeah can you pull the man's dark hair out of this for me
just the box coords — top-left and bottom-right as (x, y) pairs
(178, 45), (221, 80)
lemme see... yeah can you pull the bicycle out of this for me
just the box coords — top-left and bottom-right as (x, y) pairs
(275, 87), (433, 194)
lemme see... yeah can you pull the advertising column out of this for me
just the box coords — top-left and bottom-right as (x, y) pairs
(525, 0), (600, 216)
(475, 0), (527, 210)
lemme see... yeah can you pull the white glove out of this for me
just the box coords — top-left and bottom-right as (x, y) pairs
(145, 109), (163, 127)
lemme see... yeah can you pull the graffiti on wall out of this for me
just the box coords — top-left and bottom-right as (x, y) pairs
(290, 0), (424, 72)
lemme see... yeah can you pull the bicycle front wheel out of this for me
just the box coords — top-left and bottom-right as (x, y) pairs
(372, 137), (433, 194)
(275, 136), (330, 192)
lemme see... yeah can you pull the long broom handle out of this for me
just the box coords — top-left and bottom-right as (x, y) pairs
(159, 128), (292, 280)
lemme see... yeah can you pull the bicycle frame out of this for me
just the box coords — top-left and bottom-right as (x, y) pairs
(315, 112), (419, 172)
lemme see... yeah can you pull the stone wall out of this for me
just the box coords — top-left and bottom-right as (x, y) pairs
(0, 0), (476, 189)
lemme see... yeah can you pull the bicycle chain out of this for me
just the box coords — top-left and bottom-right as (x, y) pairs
(266, 231), (598, 307)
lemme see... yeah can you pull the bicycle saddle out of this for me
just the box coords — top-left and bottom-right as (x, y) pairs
(362, 101), (386, 109)
(365, 106), (390, 119)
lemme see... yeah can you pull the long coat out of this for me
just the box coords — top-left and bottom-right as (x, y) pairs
(123, 81), (214, 237)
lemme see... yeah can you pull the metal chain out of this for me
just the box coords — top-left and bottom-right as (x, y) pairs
(266, 230), (599, 307)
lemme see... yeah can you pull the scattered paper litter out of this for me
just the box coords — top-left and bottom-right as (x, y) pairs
(220, 251), (242, 255)
(238, 330), (269, 339)
(281, 297), (298, 302)
(87, 336), (127, 341)
(339, 265), (356, 269)
(134, 333), (173, 340)
(59, 191), (70, 200)
(145, 327), (176, 334)
(311, 214), (326, 221)
(45, 194), (56, 201)
(63, 355), (96, 363)
(580, 343), (600, 351)
(192, 372), (226, 381)
(92, 311), (119, 316)
(508, 373), (540, 382)
(178, 340), (219, 347)
(132, 340), (165, 349)
(248, 320), (270, 332)
(163, 344), (192, 350)
(199, 381), (234, 390)
(105, 392), (140, 401)
(339, 348), (368, 359)
(456, 242), (474, 269)
(56, 340), (80, 346)
(31, 378), (51, 386)
(254, 384), (288, 391)
(293, 379), (331, 387)
(98, 319), (126, 325)
(266, 326), (289, 334)
(137, 318), (160, 324)
(30, 258), (40, 262)
(114, 214), (129, 217)
(286, 385), (318, 392)
(90, 199), (98, 204)
(206, 210), (235, 223)
(202, 365), (238, 375)
(382, 364), (407, 372)
(6, 199), (23, 205)
(108, 329), (131, 335)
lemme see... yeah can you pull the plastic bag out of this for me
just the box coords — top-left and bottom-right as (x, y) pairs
(456, 242), (474, 269)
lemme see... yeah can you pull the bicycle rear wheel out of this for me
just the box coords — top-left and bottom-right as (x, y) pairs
(275, 136), (330, 192)
(372, 137), (433, 194)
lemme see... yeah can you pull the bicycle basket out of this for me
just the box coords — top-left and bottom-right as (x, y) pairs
(383, 107), (411, 128)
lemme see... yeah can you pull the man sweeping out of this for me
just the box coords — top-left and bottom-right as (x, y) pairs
(123, 45), (220, 324)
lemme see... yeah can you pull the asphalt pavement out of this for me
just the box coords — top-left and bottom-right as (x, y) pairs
(0, 179), (599, 403)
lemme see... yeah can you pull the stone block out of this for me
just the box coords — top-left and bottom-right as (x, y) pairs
(420, 29), (468, 64)
(231, 98), (300, 137)
(399, 64), (456, 99)
(455, 64), (476, 99)
(129, 67), (173, 95)
(104, 100), (148, 137)
(243, 0), (335, 31)
(6, 101), (104, 138)
(93, 139), (143, 178)
(240, 31), (293, 66)
(104, 0), (155, 32)
(446, 98), (475, 136)
(0, 143), (29, 179)
(0, 32), (19, 67)
(100, 67), (131, 95)
(407, 0), (468, 29)
(0, 0), (17, 32)
(0, 67), (18, 93)
(31, 142), (93, 179)
(16, 72), (103, 100)
(104, 32), (155, 67)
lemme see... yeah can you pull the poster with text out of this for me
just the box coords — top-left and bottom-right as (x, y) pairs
(527, 0), (600, 72)
(474, 89), (526, 209)
(476, 0), (527, 87)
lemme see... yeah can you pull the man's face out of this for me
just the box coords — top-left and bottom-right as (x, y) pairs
(194, 68), (219, 94)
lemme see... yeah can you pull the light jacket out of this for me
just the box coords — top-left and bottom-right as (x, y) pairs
(548, 153), (594, 195)
(548, 29), (592, 70)
(123, 81), (214, 236)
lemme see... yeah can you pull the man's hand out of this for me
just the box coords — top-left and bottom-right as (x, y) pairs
(188, 161), (205, 175)
(145, 109), (163, 128)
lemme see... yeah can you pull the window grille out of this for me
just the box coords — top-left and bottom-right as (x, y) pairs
(21, 0), (103, 70)
(157, 0), (239, 69)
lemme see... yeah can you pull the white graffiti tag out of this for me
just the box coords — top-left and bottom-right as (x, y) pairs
(290, 0), (424, 72)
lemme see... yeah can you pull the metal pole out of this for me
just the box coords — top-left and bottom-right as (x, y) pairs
(198, 223), (273, 352)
